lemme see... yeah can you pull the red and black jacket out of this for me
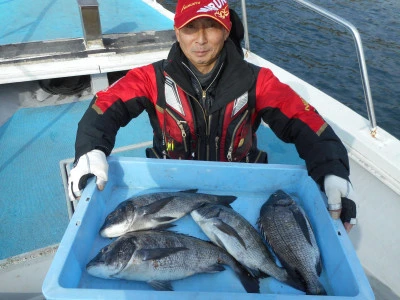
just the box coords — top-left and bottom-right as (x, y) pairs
(75, 39), (349, 185)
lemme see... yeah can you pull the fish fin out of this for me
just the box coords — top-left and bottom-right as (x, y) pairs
(307, 281), (327, 295)
(255, 269), (269, 278)
(309, 282), (327, 295)
(213, 235), (228, 251)
(316, 257), (323, 276)
(243, 267), (262, 278)
(137, 247), (188, 261)
(153, 223), (176, 230)
(141, 196), (176, 215)
(283, 275), (307, 293)
(256, 219), (265, 237)
(289, 205), (313, 246)
(148, 280), (173, 291)
(264, 248), (306, 293)
(201, 263), (226, 273)
(179, 189), (198, 193)
(255, 221), (278, 263)
(215, 220), (247, 249)
(279, 263), (307, 292)
(215, 195), (237, 206)
(153, 216), (177, 222)
(230, 261), (260, 293)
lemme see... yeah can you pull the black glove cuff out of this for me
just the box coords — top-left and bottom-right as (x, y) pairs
(340, 197), (357, 224)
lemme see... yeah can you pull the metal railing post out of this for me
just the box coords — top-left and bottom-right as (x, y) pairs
(292, 0), (377, 136)
(240, 0), (250, 54)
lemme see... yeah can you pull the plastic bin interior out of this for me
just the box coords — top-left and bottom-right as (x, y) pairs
(43, 157), (374, 299)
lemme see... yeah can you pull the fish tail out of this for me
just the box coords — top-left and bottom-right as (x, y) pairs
(230, 261), (260, 293)
(215, 195), (237, 206)
(179, 189), (198, 193)
(283, 275), (306, 293)
(260, 262), (306, 292)
(306, 280), (327, 295)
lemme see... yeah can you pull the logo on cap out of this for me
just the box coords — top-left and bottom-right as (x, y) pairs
(181, 2), (200, 13)
(198, 0), (228, 13)
(175, 0), (231, 31)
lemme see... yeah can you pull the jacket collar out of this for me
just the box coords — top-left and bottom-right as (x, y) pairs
(164, 39), (255, 114)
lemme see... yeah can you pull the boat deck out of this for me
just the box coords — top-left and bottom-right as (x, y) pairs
(0, 0), (176, 84)
(0, 0), (176, 261)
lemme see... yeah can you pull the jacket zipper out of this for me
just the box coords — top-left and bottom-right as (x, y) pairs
(206, 115), (212, 160)
(181, 62), (224, 160)
(182, 62), (224, 109)
(227, 110), (249, 162)
(165, 62), (224, 160)
(166, 108), (188, 153)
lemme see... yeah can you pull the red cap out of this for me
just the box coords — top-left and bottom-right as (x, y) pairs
(174, 0), (231, 31)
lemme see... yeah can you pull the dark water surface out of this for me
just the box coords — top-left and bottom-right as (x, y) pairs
(160, 0), (400, 139)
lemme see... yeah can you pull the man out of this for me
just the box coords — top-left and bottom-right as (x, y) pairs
(68, 0), (357, 231)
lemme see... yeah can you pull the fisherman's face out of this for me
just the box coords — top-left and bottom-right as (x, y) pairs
(175, 18), (230, 74)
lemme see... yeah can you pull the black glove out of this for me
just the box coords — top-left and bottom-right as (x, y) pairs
(340, 197), (357, 225)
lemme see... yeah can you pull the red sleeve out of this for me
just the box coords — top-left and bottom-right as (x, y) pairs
(93, 64), (158, 114)
(255, 67), (349, 184)
(255, 67), (326, 134)
(74, 64), (159, 159)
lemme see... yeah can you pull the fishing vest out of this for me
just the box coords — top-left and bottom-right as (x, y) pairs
(147, 74), (268, 164)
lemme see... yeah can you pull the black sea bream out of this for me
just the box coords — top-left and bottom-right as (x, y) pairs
(87, 230), (259, 293)
(100, 190), (237, 237)
(191, 204), (304, 291)
(257, 190), (326, 295)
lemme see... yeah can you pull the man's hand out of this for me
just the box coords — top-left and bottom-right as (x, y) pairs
(68, 149), (108, 201)
(324, 174), (357, 232)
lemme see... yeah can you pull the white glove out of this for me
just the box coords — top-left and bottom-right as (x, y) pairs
(68, 149), (108, 201)
(324, 174), (357, 229)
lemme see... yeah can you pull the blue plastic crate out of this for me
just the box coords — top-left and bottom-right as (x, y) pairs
(42, 157), (374, 299)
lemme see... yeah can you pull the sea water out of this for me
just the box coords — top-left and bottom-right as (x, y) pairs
(161, 0), (400, 139)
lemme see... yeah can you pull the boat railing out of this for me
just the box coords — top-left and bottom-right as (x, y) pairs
(240, 0), (377, 137)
